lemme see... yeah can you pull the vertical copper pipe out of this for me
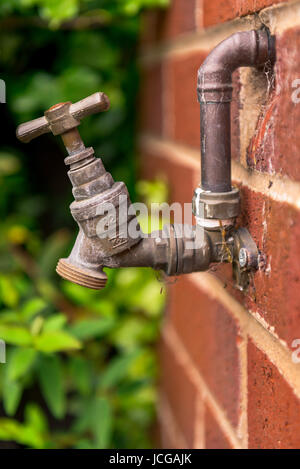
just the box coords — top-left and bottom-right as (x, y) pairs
(197, 29), (275, 193)
(200, 102), (231, 192)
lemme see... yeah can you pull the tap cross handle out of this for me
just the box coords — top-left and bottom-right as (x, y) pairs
(16, 92), (110, 143)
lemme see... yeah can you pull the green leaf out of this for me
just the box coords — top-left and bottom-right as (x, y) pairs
(0, 418), (26, 442)
(111, 317), (157, 350)
(133, 281), (166, 317)
(99, 352), (138, 390)
(7, 347), (37, 381)
(40, 0), (80, 26)
(0, 310), (19, 323)
(68, 318), (115, 341)
(69, 356), (92, 396)
(92, 397), (112, 449)
(0, 0), (168, 450)
(0, 417), (46, 448)
(21, 297), (47, 320)
(38, 231), (70, 277)
(62, 280), (100, 306)
(30, 316), (44, 336)
(25, 403), (48, 434)
(88, 299), (116, 318)
(136, 179), (168, 206)
(43, 314), (67, 332)
(0, 275), (19, 308)
(37, 355), (65, 419)
(3, 378), (23, 416)
(74, 438), (94, 449)
(0, 324), (32, 346)
(0, 152), (20, 176)
(34, 330), (81, 353)
(75, 397), (113, 449)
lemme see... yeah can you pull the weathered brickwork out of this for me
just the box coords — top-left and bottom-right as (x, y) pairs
(167, 276), (242, 428)
(140, 0), (300, 448)
(248, 339), (300, 449)
(205, 406), (233, 449)
(203, 0), (289, 27)
(159, 336), (198, 447)
(248, 27), (300, 181)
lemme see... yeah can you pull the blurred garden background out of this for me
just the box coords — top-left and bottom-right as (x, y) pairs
(0, 0), (168, 449)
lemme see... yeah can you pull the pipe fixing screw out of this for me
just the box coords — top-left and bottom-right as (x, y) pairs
(239, 247), (248, 268)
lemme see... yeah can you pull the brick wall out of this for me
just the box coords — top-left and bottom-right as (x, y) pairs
(139, 0), (300, 449)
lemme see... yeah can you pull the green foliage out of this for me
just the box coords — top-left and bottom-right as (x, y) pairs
(37, 355), (66, 418)
(0, 1), (169, 26)
(0, 0), (168, 449)
(0, 404), (48, 448)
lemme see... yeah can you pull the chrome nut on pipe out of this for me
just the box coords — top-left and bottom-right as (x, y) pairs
(192, 187), (240, 229)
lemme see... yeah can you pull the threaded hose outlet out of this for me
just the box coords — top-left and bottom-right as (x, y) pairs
(56, 258), (107, 290)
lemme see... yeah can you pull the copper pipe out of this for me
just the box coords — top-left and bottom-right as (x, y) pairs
(197, 29), (275, 192)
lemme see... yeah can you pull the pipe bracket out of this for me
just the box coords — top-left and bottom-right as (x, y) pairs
(233, 227), (259, 291)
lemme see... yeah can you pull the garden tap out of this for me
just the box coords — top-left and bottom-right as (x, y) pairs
(16, 92), (217, 290)
(16, 69), (269, 291)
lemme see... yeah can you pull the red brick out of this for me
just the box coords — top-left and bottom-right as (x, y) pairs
(203, 0), (288, 28)
(160, 423), (186, 449)
(165, 51), (205, 148)
(161, 0), (197, 39)
(205, 406), (233, 449)
(159, 335), (199, 447)
(140, 10), (162, 47)
(160, 425), (180, 449)
(140, 145), (199, 206)
(203, 0), (238, 27)
(167, 275), (242, 427)
(248, 27), (300, 182)
(159, 396), (189, 449)
(139, 0), (300, 452)
(239, 186), (300, 348)
(211, 184), (300, 349)
(140, 0), (197, 46)
(139, 63), (163, 136)
(248, 339), (300, 449)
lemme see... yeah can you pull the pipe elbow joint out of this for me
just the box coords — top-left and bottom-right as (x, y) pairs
(196, 28), (275, 193)
(197, 29), (275, 104)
